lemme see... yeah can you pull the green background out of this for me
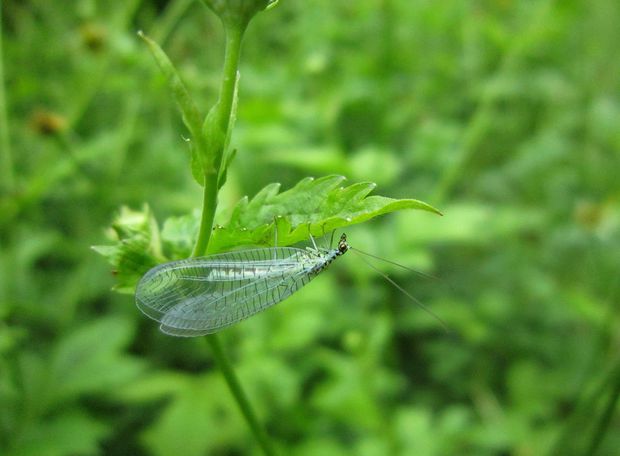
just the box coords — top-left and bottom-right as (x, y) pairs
(1, 0), (619, 455)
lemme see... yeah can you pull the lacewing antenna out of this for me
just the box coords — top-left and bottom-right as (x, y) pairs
(350, 247), (438, 280)
(350, 249), (450, 333)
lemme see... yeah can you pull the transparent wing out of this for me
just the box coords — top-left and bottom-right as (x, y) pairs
(135, 247), (325, 336)
(149, 247), (321, 281)
(159, 269), (316, 336)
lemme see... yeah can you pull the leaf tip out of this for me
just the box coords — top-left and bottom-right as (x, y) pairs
(429, 205), (444, 216)
(137, 30), (151, 45)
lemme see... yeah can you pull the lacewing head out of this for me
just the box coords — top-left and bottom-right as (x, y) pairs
(337, 233), (349, 254)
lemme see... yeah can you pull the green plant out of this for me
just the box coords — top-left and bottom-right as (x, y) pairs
(3, 1), (618, 454)
(94, 1), (440, 453)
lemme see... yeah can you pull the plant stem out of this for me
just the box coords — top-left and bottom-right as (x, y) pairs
(192, 25), (244, 256)
(190, 20), (276, 456)
(192, 171), (219, 256)
(216, 25), (243, 135)
(0, 2), (15, 193)
(205, 335), (276, 456)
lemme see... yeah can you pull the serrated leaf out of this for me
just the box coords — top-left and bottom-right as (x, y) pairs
(161, 212), (200, 259)
(92, 205), (165, 293)
(97, 178), (440, 291)
(207, 175), (442, 252)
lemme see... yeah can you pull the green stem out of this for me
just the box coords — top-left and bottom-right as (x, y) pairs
(190, 20), (276, 456)
(205, 335), (276, 456)
(191, 172), (219, 256)
(192, 25), (244, 256)
(0, 2), (15, 193)
(216, 25), (243, 135)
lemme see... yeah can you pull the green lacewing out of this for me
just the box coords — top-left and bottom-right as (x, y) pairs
(135, 234), (447, 336)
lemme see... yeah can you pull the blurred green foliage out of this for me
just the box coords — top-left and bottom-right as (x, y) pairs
(1, 0), (620, 455)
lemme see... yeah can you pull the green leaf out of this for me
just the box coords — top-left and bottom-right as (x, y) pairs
(49, 316), (145, 404)
(218, 147), (237, 190)
(201, 105), (226, 172)
(7, 332), (139, 456)
(96, 178), (440, 291)
(114, 371), (188, 403)
(217, 70), (239, 189)
(190, 142), (205, 186)
(132, 372), (244, 456)
(138, 31), (202, 137)
(161, 212), (200, 259)
(223, 71), (239, 153)
(138, 31), (208, 186)
(8, 409), (109, 456)
(207, 175), (442, 252)
(92, 205), (164, 293)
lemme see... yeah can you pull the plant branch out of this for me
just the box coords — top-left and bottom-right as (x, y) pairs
(191, 172), (218, 256)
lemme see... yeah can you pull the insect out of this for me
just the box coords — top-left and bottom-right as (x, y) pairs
(136, 233), (447, 336)
(136, 234), (350, 336)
